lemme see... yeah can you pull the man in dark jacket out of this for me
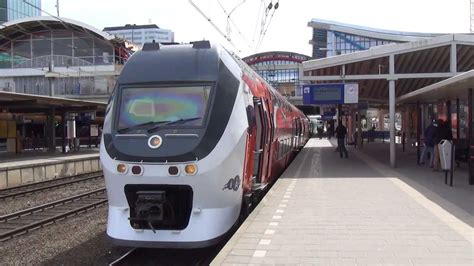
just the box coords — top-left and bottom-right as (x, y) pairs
(335, 120), (348, 158)
(419, 120), (438, 167)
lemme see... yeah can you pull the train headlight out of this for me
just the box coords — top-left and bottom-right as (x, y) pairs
(117, 163), (128, 174)
(148, 135), (162, 149)
(184, 164), (197, 175)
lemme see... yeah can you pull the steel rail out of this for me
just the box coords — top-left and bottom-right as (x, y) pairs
(108, 248), (138, 266)
(0, 188), (107, 241)
(0, 171), (103, 200)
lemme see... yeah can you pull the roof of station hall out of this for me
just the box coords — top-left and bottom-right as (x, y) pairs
(0, 16), (131, 47)
(308, 18), (443, 42)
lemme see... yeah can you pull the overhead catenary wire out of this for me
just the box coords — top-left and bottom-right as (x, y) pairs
(188, 0), (241, 53)
(216, 0), (252, 50)
(255, 0), (279, 51)
(251, 0), (265, 45)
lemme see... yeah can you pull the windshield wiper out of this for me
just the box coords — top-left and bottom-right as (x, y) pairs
(147, 117), (202, 133)
(117, 121), (170, 134)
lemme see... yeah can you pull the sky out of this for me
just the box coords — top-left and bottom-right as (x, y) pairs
(40, 0), (471, 57)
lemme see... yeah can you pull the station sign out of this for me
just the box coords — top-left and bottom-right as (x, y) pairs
(303, 83), (358, 105)
(90, 124), (99, 137)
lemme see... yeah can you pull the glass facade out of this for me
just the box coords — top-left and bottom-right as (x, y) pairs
(0, 0), (41, 23)
(257, 69), (299, 84)
(243, 52), (310, 98)
(0, 29), (116, 95)
(0, 30), (114, 68)
(0, 0), (7, 23)
(312, 29), (401, 58)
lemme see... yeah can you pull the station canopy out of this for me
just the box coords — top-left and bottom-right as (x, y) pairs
(302, 34), (474, 103)
(398, 70), (474, 103)
(0, 91), (106, 114)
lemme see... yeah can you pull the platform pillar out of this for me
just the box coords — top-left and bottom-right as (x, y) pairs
(417, 101), (421, 165)
(389, 80), (396, 168)
(61, 112), (66, 153)
(47, 108), (56, 152)
(468, 88), (473, 185)
(389, 54), (396, 168)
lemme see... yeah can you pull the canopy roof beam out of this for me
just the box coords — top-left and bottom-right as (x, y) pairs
(301, 72), (458, 81)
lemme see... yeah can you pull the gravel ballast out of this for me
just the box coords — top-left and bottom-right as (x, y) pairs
(0, 207), (116, 265)
(0, 178), (105, 215)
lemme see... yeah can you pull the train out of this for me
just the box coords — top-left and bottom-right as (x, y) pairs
(100, 41), (310, 248)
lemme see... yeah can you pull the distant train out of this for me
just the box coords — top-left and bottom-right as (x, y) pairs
(100, 41), (310, 248)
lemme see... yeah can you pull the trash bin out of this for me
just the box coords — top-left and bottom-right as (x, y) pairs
(439, 140), (454, 171)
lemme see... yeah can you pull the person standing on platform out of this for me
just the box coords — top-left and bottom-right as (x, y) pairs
(335, 120), (348, 158)
(419, 120), (438, 167)
(327, 122), (333, 140)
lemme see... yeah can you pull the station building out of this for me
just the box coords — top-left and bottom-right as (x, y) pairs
(308, 18), (441, 59)
(0, 16), (134, 102)
(0, 16), (133, 154)
(103, 24), (174, 47)
(242, 51), (311, 106)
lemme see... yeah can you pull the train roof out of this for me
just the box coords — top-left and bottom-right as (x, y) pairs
(117, 41), (221, 85)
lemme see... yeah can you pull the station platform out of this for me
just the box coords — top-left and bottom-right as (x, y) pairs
(212, 138), (473, 265)
(0, 149), (100, 189)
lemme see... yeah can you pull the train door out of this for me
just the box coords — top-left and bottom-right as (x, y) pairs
(263, 99), (273, 180)
(252, 98), (270, 188)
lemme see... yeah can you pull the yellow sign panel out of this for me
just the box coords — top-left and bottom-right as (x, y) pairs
(0, 121), (7, 138)
(7, 121), (16, 138)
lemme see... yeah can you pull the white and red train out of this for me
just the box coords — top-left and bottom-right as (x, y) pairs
(100, 41), (310, 248)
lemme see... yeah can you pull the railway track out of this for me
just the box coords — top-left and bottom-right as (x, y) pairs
(0, 188), (107, 242)
(0, 171), (104, 200)
(108, 247), (216, 266)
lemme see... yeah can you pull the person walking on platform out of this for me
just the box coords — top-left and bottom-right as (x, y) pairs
(327, 122), (333, 140)
(419, 120), (438, 167)
(335, 120), (348, 158)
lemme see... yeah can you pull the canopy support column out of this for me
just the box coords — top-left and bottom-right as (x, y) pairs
(47, 107), (56, 152)
(389, 54), (396, 168)
(61, 112), (67, 154)
(468, 88), (473, 185)
(417, 101), (421, 165)
(389, 80), (396, 168)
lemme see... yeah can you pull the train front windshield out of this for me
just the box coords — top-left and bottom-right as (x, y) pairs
(117, 85), (212, 131)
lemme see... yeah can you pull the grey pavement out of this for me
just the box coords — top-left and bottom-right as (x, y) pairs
(358, 140), (473, 228)
(0, 149), (99, 169)
(212, 138), (473, 265)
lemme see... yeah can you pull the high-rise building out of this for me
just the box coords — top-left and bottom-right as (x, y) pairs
(103, 24), (174, 47)
(0, 0), (41, 24)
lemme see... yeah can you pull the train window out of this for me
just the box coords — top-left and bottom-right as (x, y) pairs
(117, 85), (211, 130)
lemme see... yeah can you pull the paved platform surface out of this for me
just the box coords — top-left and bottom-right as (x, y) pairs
(0, 149), (99, 170)
(212, 138), (473, 265)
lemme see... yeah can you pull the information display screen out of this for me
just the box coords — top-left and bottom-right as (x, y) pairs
(313, 87), (342, 102)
